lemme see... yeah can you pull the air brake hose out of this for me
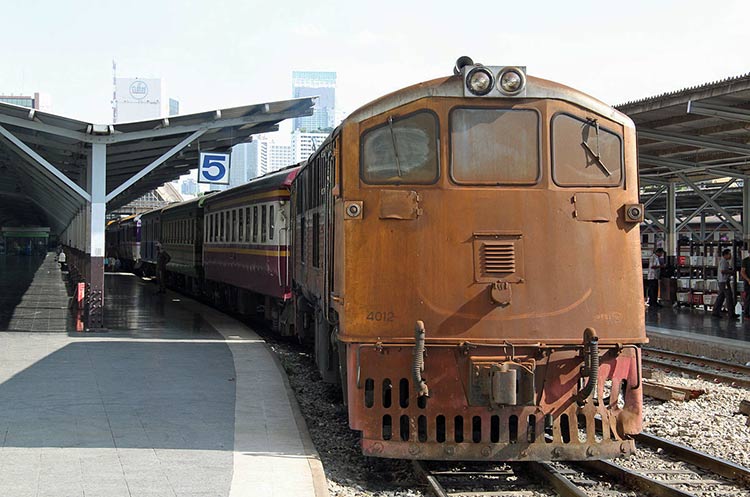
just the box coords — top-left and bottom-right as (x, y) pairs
(578, 327), (599, 402)
(414, 321), (429, 398)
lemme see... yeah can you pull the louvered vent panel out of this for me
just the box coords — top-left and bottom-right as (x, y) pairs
(483, 242), (515, 274)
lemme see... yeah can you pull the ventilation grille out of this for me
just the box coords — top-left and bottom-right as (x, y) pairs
(482, 242), (516, 274)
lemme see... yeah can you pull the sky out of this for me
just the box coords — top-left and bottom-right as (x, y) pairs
(1, 0), (748, 126)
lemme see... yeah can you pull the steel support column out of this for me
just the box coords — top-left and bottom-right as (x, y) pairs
(87, 143), (106, 328)
(744, 181), (750, 249)
(666, 182), (677, 258)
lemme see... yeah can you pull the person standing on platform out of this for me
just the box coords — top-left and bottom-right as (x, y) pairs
(647, 248), (665, 309)
(57, 249), (67, 271)
(156, 243), (171, 294)
(741, 249), (750, 320)
(712, 248), (737, 318)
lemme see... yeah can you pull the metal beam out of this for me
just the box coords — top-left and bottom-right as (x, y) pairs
(105, 107), (307, 143)
(687, 100), (750, 123)
(639, 154), (750, 180)
(744, 181), (750, 247)
(638, 128), (750, 156)
(0, 125), (91, 202)
(0, 113), (92, 142)
(676, 179), (736, 231)
(666, 182), (677, 257)
(645, 213), (666, 231)
(105, 128), (207, 202)
(677, 174), (743, 232)
(642, 185), (666, 208)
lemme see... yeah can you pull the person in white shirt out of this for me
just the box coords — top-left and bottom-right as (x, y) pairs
(57, 250), (67, 271)
(712, 248), (737, 318)
(647, 248), (665, 309)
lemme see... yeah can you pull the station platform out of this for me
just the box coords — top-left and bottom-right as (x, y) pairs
(645, 305), (750, 364)
(0, 253), (328, 497)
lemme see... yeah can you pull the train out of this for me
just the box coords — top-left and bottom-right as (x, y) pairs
(105, 57), (646, 462)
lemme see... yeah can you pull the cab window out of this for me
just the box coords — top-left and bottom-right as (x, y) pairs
(361, 111), (439, 184)
(552, 113), (623, 187)
(450, 108), (540, 185)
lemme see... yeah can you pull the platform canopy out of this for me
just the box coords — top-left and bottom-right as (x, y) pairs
(0, 97), (316, 233)
(615, 73), (750, 253)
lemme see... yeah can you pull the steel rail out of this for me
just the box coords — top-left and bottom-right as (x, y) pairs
(642, 356), (750, 388)
(637, 431), (750, 486)
(643, 348), (750, 376)
(527, 462), (588, 497)
(412, 461), (449, 497)
(578, 459), (698, 497)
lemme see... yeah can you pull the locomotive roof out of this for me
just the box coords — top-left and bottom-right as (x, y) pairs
(346, 73), (634, 129)
(202, 165), (302, 207)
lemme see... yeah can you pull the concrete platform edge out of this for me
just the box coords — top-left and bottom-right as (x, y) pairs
(647, 325), (750, 365)
(266, 344), (331, 497)
(169, 291), (330, 497)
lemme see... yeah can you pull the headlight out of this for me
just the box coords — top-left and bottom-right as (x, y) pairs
(466, 67), (494, 96)
(498, 69), (525, 94)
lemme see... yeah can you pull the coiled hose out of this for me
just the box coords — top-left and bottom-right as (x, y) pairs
(578, 327), (599, 402)
(414, 320), (429, 398)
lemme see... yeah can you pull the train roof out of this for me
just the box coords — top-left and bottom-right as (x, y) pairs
(346, 72), (634, 129)
(160, 192), (218, 215)
(202, 165), (302, 207)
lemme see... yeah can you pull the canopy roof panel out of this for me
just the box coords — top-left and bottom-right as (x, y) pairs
(0, 97), (315, 233)
(616, 73), (750, 184)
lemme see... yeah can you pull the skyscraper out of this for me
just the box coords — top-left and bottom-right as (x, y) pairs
(292, 71), (336, 132)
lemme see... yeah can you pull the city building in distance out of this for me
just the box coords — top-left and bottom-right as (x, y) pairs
(292, 71), (336, 132)
(112, 77), (179, 123)
(0, 92), (52, 112)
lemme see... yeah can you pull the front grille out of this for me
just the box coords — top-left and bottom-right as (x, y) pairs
(483, 242), (515, 274)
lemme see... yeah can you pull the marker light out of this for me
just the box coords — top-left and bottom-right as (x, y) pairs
(498, 69), (525, 94)
(466, 68), (494, 96)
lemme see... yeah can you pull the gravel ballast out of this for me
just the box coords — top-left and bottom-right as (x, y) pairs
(267, 335), (750, 496)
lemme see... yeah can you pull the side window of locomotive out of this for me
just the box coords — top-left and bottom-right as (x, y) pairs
(450, 108), (540, 185)
(552, 113), (623, 187)
(361, 111), (439, 184)
(238, 209), (244, 242)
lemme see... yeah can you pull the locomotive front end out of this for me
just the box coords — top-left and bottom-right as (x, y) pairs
(332, 58), (646, 462)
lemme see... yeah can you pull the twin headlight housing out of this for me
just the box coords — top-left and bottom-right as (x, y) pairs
(462, 64), (527, 98)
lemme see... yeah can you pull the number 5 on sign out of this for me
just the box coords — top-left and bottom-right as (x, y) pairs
(198, 152), (230, 185)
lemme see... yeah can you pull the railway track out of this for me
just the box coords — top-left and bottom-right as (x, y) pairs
(642, 348), (750, 388)
(414, 433), (750, 496)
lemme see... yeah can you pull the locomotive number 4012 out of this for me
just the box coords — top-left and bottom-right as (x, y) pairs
(366, 311), (395, 322)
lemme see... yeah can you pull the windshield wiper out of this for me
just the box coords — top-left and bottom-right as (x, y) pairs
(582, 119), (612, 177)
(388, 116), (403, 177)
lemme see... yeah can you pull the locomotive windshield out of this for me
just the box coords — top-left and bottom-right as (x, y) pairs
(450, 108), (540, 184)
(361, 111), (439, 184)
(552, 113), (623, 186)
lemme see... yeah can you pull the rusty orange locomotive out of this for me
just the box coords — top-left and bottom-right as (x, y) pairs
(291, 57), (646, 461)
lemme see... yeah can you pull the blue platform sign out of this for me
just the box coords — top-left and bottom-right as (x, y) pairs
(198, 152), (230, 185)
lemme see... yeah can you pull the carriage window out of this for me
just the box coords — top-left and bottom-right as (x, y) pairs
(451, 108), (540, 184)
(552, 113), (622, 187)
(269, 206), (275, 241)
(261, 205), (267, 243)
(361, 111), (439, 184)
(253, 206), (258, 243)
(232, 210), (237, 243)
(238, 209), (244, 242)
(245, 208), (251, 244)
